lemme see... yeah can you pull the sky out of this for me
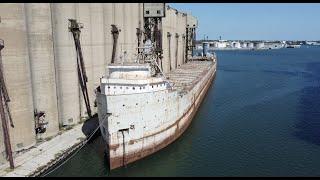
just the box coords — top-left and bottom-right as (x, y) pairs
(170, 3), (320, 41)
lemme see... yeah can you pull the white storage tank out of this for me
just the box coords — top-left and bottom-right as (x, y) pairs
(217, 41), (227, 48)
(241, 42), (247, 48)
(256, 42), (265, 49)
(212, 41), (219, 48)
(232, 41), (241, 48)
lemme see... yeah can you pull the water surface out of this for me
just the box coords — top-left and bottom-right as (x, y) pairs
(49, 46), (320, 177)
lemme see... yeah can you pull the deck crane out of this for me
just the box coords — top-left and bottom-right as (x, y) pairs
(0, 39), (14, 169)
(68, 19), (92, 118)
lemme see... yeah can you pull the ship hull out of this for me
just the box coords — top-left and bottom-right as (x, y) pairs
(104, 62), (217, 170)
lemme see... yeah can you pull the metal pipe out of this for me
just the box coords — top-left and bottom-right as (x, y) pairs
(111, 24), (120, 64)
(175, 33), (179, 69)
(167, 32), (172, 71)
(69, 19), (92, 118)
(0, 41), (14, 169)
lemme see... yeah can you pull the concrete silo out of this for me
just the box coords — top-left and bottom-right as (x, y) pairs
(170, 8), (177, 71)
(25, 3), (60, 138)
(103, 3), (114, 66)
(0, 3), (36, 151)
(114, 3), (124, 64)
(90, 3), (105, 114)
(76, 3), (94, 118)
(161, 5), (173, 74)
(51, 3), (80, 126)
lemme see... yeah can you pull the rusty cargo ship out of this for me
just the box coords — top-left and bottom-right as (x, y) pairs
(96, 3), (217, 170)
(96, 56), (216, 170)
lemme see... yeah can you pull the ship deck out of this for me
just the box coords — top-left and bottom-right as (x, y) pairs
(167, 60), (214, 93)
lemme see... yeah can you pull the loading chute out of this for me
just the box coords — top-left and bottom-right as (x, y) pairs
(68, 19), (92, 118)
(0, 39), (15, 169)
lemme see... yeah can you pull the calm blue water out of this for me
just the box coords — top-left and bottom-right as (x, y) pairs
(49, 46), (320, 177)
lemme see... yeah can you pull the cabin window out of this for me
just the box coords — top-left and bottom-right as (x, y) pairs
(133, 87), (135, 90)
(108, 86), (110, 89)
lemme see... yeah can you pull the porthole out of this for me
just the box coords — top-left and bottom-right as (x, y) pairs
(133, 87), (135, 90)
(152, 85), (154, 88)
(140, 87), (142, 90)
(108, 86), (110, 89)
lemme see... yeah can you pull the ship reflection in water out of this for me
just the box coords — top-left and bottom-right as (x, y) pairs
(48, 46), (320, 177)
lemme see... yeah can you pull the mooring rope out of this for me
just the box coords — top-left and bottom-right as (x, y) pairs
(40, 123), (101, 177)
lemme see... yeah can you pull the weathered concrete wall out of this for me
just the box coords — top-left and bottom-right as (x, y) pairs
(90, 3), (105, 114)
(0, 3), (193, 165)
(0, 4), (36, 154)
(77, 3), (94, 118)
(161, 5), (187, 74)
(25, 3), (60, 138)
(51, 3), (80, 126)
